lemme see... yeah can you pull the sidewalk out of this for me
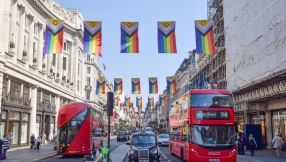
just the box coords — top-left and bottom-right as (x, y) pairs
(237, 149), (286, 162)
(5, 143), (56, 162)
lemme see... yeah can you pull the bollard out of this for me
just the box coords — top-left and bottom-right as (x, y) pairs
(237, 142), (245, 155)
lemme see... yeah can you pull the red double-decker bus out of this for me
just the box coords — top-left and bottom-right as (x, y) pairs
(169, 89), (236, 162)
(57, 102), (103, 155)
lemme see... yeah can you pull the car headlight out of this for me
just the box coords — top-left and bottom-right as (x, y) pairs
(130, 149), (136, 155)
(150, 148), (158, 154)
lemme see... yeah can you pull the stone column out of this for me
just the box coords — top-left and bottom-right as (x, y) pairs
(17, 7), (25, 60)
(8, 0), (17, 55)
(27, 17), (34, 66)
(29, 85), (38, 136)
(37, 24), (44, 71)
(265, 111), (273, 149)
(47, 55), (53, 76)
(55, 95), (60, 132)
(0, 72), (3, 113)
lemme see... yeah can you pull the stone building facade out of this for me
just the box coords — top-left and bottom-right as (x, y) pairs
(0, 0), (112, 147)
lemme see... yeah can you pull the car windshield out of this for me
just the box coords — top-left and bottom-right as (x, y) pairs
(159, 134), (169, 138)
(190, 94), (234, 108)
(118, 132), (126, 135)
(190, 125), (235, 150)
(132, 134), (156, 145)
(145, 128), (152, 131)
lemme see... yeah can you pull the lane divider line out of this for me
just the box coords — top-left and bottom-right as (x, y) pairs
(168, 160), (171, 162)
(162, 154), (167, 159)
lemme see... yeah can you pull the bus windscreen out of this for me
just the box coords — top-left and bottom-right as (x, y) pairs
(190, 94), (234, 108)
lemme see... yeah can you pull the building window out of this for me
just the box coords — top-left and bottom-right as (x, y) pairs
(23, 85), (30, 100)
(51, 96), (55, 108)
(77, 80), (79, 91)
(42, 92), (50, 109)
(37, 90), (41, 108)
(34, 24), (38, 36)
(86, 54), (90, 61)
(86, 90), (90, 100)
(33, 42), (36, 58)
(63, 57), (67, 70)
(2, 78), (8, 97)
(10, 80), (21, 103)
(52, 54), (56, 66)
(25, 16), (29, 28)
(87, 67), (91, 74)
(64, 42), (70, 52)
(78, 63), (80, 75)
(86, 77), (90, 86)
(24, 36), (27, 51)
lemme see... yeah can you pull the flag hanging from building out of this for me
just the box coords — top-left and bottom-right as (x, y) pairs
(44, 18), (64, 54)
(157, 21), (177, 53)
(159, 94), (167, 106)
(136, 95), (142, 108)
(103, 64), (106, 71)
(83, 21), (102, 56)
(182, 93), (189, 101)
(195, 19), (216, 54)
(96, 77), (105, 94)
(149, 77), (158, 94)
(148, 95), (154, 106)
(167, 76), (176, 94)
(131, 78), (141, 94)
(120, 102), (125, 111)
(124, 94), (131, 106)
(114, 78), (123, 94)
(113, 95), (120, 106)
(120, 22), (139, 53)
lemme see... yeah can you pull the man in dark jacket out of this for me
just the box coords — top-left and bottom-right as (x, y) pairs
(29, 134), (36, 150)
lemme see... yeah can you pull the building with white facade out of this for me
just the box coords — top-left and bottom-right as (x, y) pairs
(0, 0), (112, 147)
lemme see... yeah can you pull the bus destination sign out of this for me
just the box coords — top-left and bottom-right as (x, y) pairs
(196, 111), (229, 120)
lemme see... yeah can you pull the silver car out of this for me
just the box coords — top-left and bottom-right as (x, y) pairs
(157, 134), (169, 146)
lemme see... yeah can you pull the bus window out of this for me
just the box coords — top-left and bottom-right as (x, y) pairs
(182, 126), (188, 142)
(190, 94), (234, 108)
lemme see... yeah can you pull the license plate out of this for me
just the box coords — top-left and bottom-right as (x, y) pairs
(209, 159), (220, 162)
(68, 150), (76, 153)
(139, 160), (149, 162)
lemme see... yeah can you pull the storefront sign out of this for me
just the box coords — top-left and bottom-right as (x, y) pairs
(196, 111), (229, 120)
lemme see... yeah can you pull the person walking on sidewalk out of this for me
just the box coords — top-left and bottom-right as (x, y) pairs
(0, 138), (4, 161)
(272, 133), (285, 158)
(2, 135), (10, 159)
(30, 134), (36, 150)
(248, 134), (257, 156)
(36, 136), (42, 152)
(241, 133), (247, 151)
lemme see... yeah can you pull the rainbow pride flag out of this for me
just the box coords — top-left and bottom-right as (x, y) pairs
(158, 21), (177, 53)
(113, 95), (120, 106)
(83, 21), (102, 56)
(124, 94), (131, 106)
(156, 101), (161, 112)
(159, 94), (166, 106)
(120, 102), (124, 111)
(195, 20), (216, 54)
(148, 95), (154, 106)
(96, 77), (105, 94)
(114, 78), (123, 94)
(167, 76), (176, 94)
(44, 18), (64, 54)
(149, 77), (158, 94)
(120, 22), (139, 53)
(182, 93), (189, 101)
(131, 78), (141, 94)
(136, 95), (142, 108)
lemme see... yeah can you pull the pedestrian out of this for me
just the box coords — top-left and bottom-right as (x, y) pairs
(29, 134), (36, 150)
(248, 134), (257, 156)
(241, 133), (247, 151)
(46, 133), (51, 145)
(0, 138), (3, 161)
(2, 135), (10, 160)
(36, 136), (41, 152)
(272, 133), (285, 158)
(41, 132), (46, 145)
(235, 133), (241, 145)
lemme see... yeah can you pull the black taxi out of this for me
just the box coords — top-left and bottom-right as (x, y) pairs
(126, 131), (160, 162)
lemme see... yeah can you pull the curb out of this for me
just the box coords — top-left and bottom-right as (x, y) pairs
(34, 152), (58, 162)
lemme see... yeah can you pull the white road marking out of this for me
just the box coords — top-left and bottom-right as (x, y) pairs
(162, 154), (167, 159)
(160, 151), (162, 153)
(168, 160), (171, 162)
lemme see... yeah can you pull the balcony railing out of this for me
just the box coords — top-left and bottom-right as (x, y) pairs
(5, 92), (31, 106)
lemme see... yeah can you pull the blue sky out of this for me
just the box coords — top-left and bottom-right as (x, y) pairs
(56, 0), (207, 111)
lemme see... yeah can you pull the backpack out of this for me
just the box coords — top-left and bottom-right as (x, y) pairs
(249, 139), (254, 146)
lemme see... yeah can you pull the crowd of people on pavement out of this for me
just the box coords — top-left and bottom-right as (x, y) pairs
(29, 132), (52, 152)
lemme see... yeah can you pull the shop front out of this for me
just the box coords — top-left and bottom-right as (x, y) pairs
(272, 109), (286, 151)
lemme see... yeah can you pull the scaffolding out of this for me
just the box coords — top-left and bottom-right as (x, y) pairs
(189, 0), (226, 90)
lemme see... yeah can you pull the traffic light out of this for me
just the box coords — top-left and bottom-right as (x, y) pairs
(107, 92), (114, 116)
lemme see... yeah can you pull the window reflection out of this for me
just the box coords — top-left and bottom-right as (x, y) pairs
(190, 94), (234, 108)
(190, 125), (235, 150)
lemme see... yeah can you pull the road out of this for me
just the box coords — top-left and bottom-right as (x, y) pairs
(42, 138), (122, 162)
